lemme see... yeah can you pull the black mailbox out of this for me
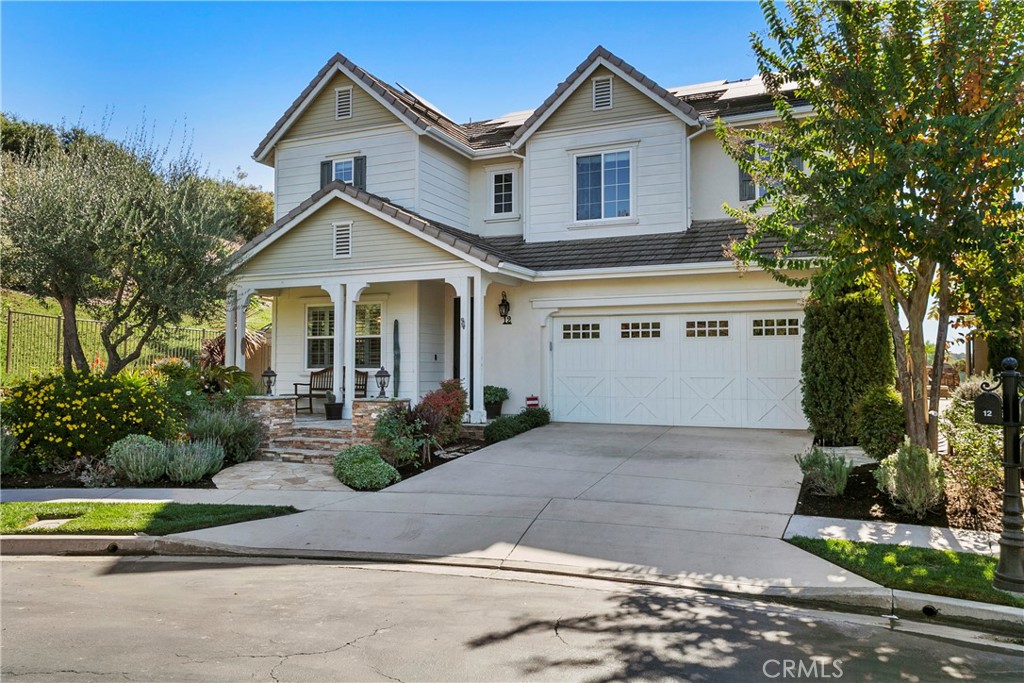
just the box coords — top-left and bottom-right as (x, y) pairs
(975, 391), (1003, 425)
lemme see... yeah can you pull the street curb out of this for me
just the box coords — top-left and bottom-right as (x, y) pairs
(5, 534), (1020, 636)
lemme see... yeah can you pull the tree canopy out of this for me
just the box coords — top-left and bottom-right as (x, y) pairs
(716, 0), (1024, 450)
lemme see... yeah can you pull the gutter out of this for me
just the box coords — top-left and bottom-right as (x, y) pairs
(686, 118), (712, 227)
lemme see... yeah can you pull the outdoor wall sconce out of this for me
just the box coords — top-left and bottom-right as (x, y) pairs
(498, 291), (511, 325)
(261, 367), (277, 396)
(375, 366), (391, 398)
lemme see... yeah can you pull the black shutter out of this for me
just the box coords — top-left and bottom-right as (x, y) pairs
(353, 156), (367, 191)
(738, 165), (755, 201)
(320, 160), (333, 189)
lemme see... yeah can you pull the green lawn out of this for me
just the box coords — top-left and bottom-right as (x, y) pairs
(789, 536), (1024, 608)
(0, 501), (296, 536)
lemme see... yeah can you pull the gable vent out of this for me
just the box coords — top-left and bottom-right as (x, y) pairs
(333, 222), (352, 258)
(593, 77), (613, 110)
(335, 87), (353, 119)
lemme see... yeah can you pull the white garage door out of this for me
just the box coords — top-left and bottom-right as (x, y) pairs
(552, 313), (805, 429)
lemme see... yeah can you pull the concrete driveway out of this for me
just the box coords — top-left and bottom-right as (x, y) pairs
(175, 423), (880, 597)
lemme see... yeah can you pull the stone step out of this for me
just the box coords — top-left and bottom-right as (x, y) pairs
(291, 426), (353, 439)
(256, 448), (336, 466)
(270, 437), (351, 451)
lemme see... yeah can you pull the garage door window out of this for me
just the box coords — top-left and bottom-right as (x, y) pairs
(686, 320), (729, 338)
(621, 321), (660, 339)
(752, 318), (800, 337)
(563, 323), (600, 340)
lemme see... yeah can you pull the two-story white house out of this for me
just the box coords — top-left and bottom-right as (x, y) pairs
(227, 46), (808, 430)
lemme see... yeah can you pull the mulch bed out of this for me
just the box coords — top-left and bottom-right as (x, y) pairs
(394, 438), (485, 481)
(794, 462), (1003, 533)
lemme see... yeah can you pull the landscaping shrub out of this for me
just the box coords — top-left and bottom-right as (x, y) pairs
(53, 456), (118, 488)
(150, 358), (254, 420)
(985, 328), (1022, 373)
(874, 440), (945, 520)
(166, 439), (224, 484)
(106, 434), (168, 484)
(518, 407), (551, 430)
(373, 403), (428, 467)
(187, 406), (264, 464)
(417, 378), (467, 446)
(1, 370), (177, 466)
(801, 293), (896, 445)
(795, 446), (853, 497)
(333, 444), (400, 491)
(0, 429), (28, 475)
(854, 384), (905, 460)
(940, 376), (1002, 510)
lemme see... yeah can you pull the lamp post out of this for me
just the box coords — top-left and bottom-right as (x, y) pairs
(261, 367), (277, 396)
(375, 366), (391, 399)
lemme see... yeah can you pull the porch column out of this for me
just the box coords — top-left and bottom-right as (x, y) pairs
(470, 275), (486, 423)
(224, 290), (237, 367)
(446, 275), (472, 416)
(327, 283), (345, 405)
(234, 289), (254, 371)
(342, 281), (369, 420)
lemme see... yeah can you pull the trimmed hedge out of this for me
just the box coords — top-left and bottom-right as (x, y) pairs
(854, 385), (905, 460)
(333, 444), (401, 491)
(484, 407), (551, 444)
(801, 293), (895, 445)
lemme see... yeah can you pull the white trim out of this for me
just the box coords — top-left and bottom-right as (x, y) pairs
(303, 302), (335, 371)
(720, 104), (814, 125)
(592, 75), (613, 110)
(334, 86), (353, 120)
(332, 221), (353, 258)
(354, 298), (386, 371)
(512, 56), (700, 149)
(531, 288), (806, 310)
(570, 145), (637, 226)
(332, 157), (355, 183)
(485, 165), (517, 220)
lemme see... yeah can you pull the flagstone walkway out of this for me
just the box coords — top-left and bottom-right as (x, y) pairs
(212, 461), (352, 492)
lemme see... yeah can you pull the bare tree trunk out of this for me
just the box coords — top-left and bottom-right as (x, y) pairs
(927, 267), (952, 453)
(879, 278), (915, 445)
(55, 295), (89, 373)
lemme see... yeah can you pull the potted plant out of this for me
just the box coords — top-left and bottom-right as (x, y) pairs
(324, 391), (344, 421)
(483, 385), (509, 420)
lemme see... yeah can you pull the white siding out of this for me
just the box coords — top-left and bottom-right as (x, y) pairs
(524, 118), (688, 243)
(468, 159), (523, 237)
(274, 125), (418, 219)
(417, 138), (470, 229)
(417, 280), (446, 397)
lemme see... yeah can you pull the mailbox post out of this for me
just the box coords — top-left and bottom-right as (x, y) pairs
(976, 357), (1024, 594)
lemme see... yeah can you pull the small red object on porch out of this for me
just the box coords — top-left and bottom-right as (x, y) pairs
(525, 395), (540, 408)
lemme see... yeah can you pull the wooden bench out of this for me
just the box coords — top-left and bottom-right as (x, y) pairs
(293, 367), (369, 414)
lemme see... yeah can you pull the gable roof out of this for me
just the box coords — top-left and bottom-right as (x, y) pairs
(507, 46), (705, 148)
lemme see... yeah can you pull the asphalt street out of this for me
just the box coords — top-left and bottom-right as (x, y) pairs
(1, 556), (1020, 682)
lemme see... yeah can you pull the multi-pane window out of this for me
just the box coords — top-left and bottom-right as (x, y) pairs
(306, 306), (334, 369)
(562, 323), (600, 340)
(355, 303), (382, 367)
(752, 318), (800, 337)
(492, 172), (513, 214)
(334, 158), (354, 183)
(576, 150), (631, 221)
(739, 145), (804, 201)
(620, 321), (660, 339)
(686, 320), (729, 338)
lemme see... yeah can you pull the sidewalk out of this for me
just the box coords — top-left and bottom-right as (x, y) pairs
(785, 515), (1001, 556)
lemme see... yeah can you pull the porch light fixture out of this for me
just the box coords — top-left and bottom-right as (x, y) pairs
(261, 367), (277, 396)
(498, 291), (511, 325)
(375, 366), (391, 398)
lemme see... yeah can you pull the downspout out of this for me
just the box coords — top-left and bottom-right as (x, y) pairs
(686, 118), (711, 229)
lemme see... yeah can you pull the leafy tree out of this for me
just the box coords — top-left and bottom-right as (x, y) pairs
(717, 0), (1024, 451)
(201, 169), (273, 242)
(1, 122), (239, 376)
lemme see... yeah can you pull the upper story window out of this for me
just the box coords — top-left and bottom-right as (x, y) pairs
(335, 87), (353, 119)
(334, 158), (354, 183)
(492, 172), (513, 214)
(576, 149), (631, 221)
(739, 145), (804, 202)
(593, 76), (613, 110)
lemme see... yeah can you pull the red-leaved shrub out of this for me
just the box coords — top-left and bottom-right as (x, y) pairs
(418, 379), (467, 446)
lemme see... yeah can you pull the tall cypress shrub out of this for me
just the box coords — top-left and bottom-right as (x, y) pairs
(801, 293), (896, 445)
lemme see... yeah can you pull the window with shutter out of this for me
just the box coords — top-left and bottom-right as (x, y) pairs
(333, 222), (352, 258)
(592, 77), (613, 110)
(335, 87), (353, 119)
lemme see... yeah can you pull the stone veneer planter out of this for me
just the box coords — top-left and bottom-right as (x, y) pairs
(242, 395), (297, 450)
(351, 398), (410, 443)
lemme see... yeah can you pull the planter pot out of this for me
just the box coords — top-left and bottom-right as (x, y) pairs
(485, 401), (503, 420)
(324, 402), (344, 421)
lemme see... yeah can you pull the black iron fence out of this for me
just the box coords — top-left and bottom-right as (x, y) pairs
(2, 310), (213, 382)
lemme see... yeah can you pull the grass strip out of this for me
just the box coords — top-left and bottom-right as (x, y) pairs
(1, 501), (297, 536)
(789, 536), (1024, 608)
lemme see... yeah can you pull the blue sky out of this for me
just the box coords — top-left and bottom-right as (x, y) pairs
(2, 1), (771, 190)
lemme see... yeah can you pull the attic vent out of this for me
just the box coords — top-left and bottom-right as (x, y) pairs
(333, 222), (352, 258)
(593, 77), (613, 110)
(335, 87), (353, 119)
